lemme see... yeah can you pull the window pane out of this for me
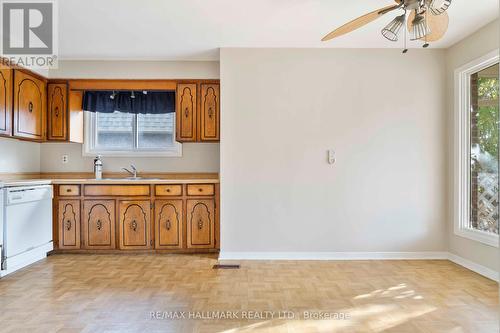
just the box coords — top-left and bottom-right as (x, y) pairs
(96, 111), (134, 150)
(137, 113), (175, 149)
(470, 63), (499, 234)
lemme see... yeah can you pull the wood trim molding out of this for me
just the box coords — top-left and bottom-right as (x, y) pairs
(68, 79), (219, 91)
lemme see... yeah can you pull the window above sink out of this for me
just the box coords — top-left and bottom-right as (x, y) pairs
(82, 90), (182, 157)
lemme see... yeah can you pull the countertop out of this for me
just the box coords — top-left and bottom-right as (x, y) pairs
(0, 173), (219, 187)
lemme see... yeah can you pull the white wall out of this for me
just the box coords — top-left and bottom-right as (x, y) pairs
(0, 137), (40, 173)
(40, 60), (220, 173)
(220, 48), (448, 255)
(40, 142), (219, 173)
(49, 60), (219, 79)
(446, 20), (499, 272)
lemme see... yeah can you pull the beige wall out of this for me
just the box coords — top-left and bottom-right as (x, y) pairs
(39, 60), (220, 173)
(220, 48), (448, 255)
(446, 20), (499, 272)
(0, 137), (40, 173)
(40, 142), (219, 173)
(49, 60), (219, 79)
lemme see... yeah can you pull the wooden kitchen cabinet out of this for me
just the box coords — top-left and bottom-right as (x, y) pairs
(47, 83), (67, 140)
(0, 68), (12, 137)
(13, 70), (47, 141)
(186, 199), (215, 249)
(58, 200), (81, 249)
(54, 181), (218, 253)
(155, 200), (183, 249)
(200, 83), (220, 141)
(83, 200), (116, 249)
(118, 200), (151, 250)
(176, 83), (197, 142)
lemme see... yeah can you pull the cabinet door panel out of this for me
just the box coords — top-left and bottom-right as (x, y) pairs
(200, 84), (219, 141)
(186, 199), (215, 249)
(58, 200), (81, 249)
(83, 200), (115, 249)
(176, 83), (197, 142)
(48, 83), (67, 140)
(155, 200), (182, 249)
(13, 70), (46, 140)
(119, 200), (151, 249)
(0, 68), (12, 136)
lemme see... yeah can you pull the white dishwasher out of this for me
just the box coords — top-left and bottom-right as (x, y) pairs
(2, 185), (53, 276)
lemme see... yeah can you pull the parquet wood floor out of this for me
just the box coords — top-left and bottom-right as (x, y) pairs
(0, 254), (497, 333)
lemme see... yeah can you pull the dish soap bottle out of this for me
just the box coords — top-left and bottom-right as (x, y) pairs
(94, 155), (103, 180)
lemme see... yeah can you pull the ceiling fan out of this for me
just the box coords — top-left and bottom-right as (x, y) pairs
(322, 0), (451, 52)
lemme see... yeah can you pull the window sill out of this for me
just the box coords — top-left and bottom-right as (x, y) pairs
(454, 227), (499, 248)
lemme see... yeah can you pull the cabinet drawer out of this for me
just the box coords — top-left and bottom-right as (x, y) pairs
(187, 184), (214, 196)
(84, 185), (150, 196)
(155, 185), (182, 196)
(59, 185), (80, 196)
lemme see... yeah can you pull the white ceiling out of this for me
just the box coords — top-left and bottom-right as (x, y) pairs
(59, 0), (499, 61)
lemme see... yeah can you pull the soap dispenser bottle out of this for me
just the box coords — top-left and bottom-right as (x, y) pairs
(94, 155), (103, 180)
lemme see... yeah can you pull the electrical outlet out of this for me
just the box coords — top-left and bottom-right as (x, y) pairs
(62, 155), (69, 164)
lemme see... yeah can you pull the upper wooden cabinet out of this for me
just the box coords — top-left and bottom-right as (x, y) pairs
(0, 68), (12, 137)
(47, 83), (68, 141)
(176, 83), (197, 142)
(67, 90), (84, 143)
(175, 82), (220, 143)
(200, 84), (220, 141)
(13, 70), (47, 141)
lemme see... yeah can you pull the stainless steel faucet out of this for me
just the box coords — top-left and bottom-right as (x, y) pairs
(122, 165), (138, 178)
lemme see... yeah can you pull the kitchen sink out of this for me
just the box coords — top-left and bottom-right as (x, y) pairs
(97, 177), (162, 181)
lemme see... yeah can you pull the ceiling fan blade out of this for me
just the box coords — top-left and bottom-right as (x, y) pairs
(407, 10), (449, 42)
(322, 4), (400, 41)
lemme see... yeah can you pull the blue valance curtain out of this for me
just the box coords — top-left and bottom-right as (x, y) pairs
(83, 91), (175, 114)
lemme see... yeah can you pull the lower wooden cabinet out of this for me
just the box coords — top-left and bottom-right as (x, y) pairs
(55, 183), (218, 252)
(58, 200), (81, 249)
(155, 200), (183, 249)
(186, 199), (215, 249)
(118, 200), (151, 250)
(82, 200), (116, 249)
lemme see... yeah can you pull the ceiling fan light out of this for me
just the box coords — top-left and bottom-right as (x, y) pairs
(381, 14), (405, 42)
(429, 0), (451, 15)
(410, 13), (431, 41)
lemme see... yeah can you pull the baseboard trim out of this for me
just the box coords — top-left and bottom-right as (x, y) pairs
(218, 251), (499, 282)
(447, 253), (499, 282)
(218, 251), (449, 261)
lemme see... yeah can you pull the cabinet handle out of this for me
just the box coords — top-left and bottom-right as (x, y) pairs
(28, 102), (34, 113)
(166, 188), (171, 193)
(198, 219), (203, 230)
(65, 220), (72, 231)
(184, 108), (189, 118)
(55, 106), (59, 117)
(166, 219), (171, 230)
(66, 188), (71, 192)
(96, 220), (102, 231)
(198, 188), (203, 192)
(208, 107), (214, 118)
(131, 220), (138, 231)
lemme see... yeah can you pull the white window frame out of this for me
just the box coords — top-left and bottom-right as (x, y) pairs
(454, 49), (499, 247)
(83, 112), (182, 157)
